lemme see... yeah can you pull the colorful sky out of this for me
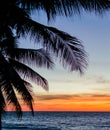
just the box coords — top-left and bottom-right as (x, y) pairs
(10, 11), (110, 111)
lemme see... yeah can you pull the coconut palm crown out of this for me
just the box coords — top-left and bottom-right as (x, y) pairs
(0, 0), (110, 119)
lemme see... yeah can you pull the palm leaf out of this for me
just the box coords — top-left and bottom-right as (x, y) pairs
(16, 18), (87, 73)
(0, 88), (6, 114)
(0, 66), (22, 117)
(0, 53), (34, 115)
(23, 80), (33, 92)
(48, 27), (87, 73)
(9, 58), (49, 90)
(7, 48), (54, 69)
(19, 0), (110, 20)
(1, 81), (22, 117)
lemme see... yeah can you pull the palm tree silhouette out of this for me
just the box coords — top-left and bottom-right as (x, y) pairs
(0, 35), (53, 128)
(0, 0), (110, 129)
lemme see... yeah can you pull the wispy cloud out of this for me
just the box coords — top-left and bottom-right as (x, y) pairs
(49, 75), (110, 85)
(36, 94), (73, 100)
(96, 76), (110, 84)
(35, 93), (110, 101)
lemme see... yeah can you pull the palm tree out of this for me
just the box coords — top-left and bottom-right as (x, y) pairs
(0, 0), (110, 129)
(0, 34), (53, 128)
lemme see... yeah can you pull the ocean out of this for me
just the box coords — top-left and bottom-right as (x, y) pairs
(2, 112), (110, 130)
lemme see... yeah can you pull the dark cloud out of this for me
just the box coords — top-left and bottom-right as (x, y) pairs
(90, 94), (110, 97)
(36, 94), (74, 100)
(35, 93), (110, 101)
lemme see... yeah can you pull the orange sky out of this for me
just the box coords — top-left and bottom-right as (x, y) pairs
(7, 94), (110, 112)
(33, 94), (110, 111)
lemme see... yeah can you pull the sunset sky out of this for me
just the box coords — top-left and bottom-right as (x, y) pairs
(12, 11), (110, 111)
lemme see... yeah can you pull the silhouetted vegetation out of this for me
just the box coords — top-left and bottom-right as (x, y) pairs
(0, 0), (110, 129)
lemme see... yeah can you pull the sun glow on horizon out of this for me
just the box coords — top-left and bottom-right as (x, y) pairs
(7, 93), (110, 112)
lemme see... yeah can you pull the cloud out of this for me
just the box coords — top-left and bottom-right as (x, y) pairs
(80, 75), (110, 88)
(89, 94), (110, 97)
(36, 94), (73, 100)
(49, 79), (78, 83)
(96, 76), (110, 84)
(35, 93), (110, 101)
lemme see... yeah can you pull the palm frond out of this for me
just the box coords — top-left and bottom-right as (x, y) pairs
(0, 26), (18, 56)
(16, 18), (87, 73)
(1, 81), (22, 118)
(23, 80), (33, 92)
(19, 0), (110, 20)
(7, 48), (54, 69)
(0, 53), (34, 115)
(48, 27), (88, 73)
(0, 88), (6, 113)
(0, 72), (21, 116)
(9, 59), (48, 90)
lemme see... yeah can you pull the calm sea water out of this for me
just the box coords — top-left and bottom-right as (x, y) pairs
(2, 112), (110, 130)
